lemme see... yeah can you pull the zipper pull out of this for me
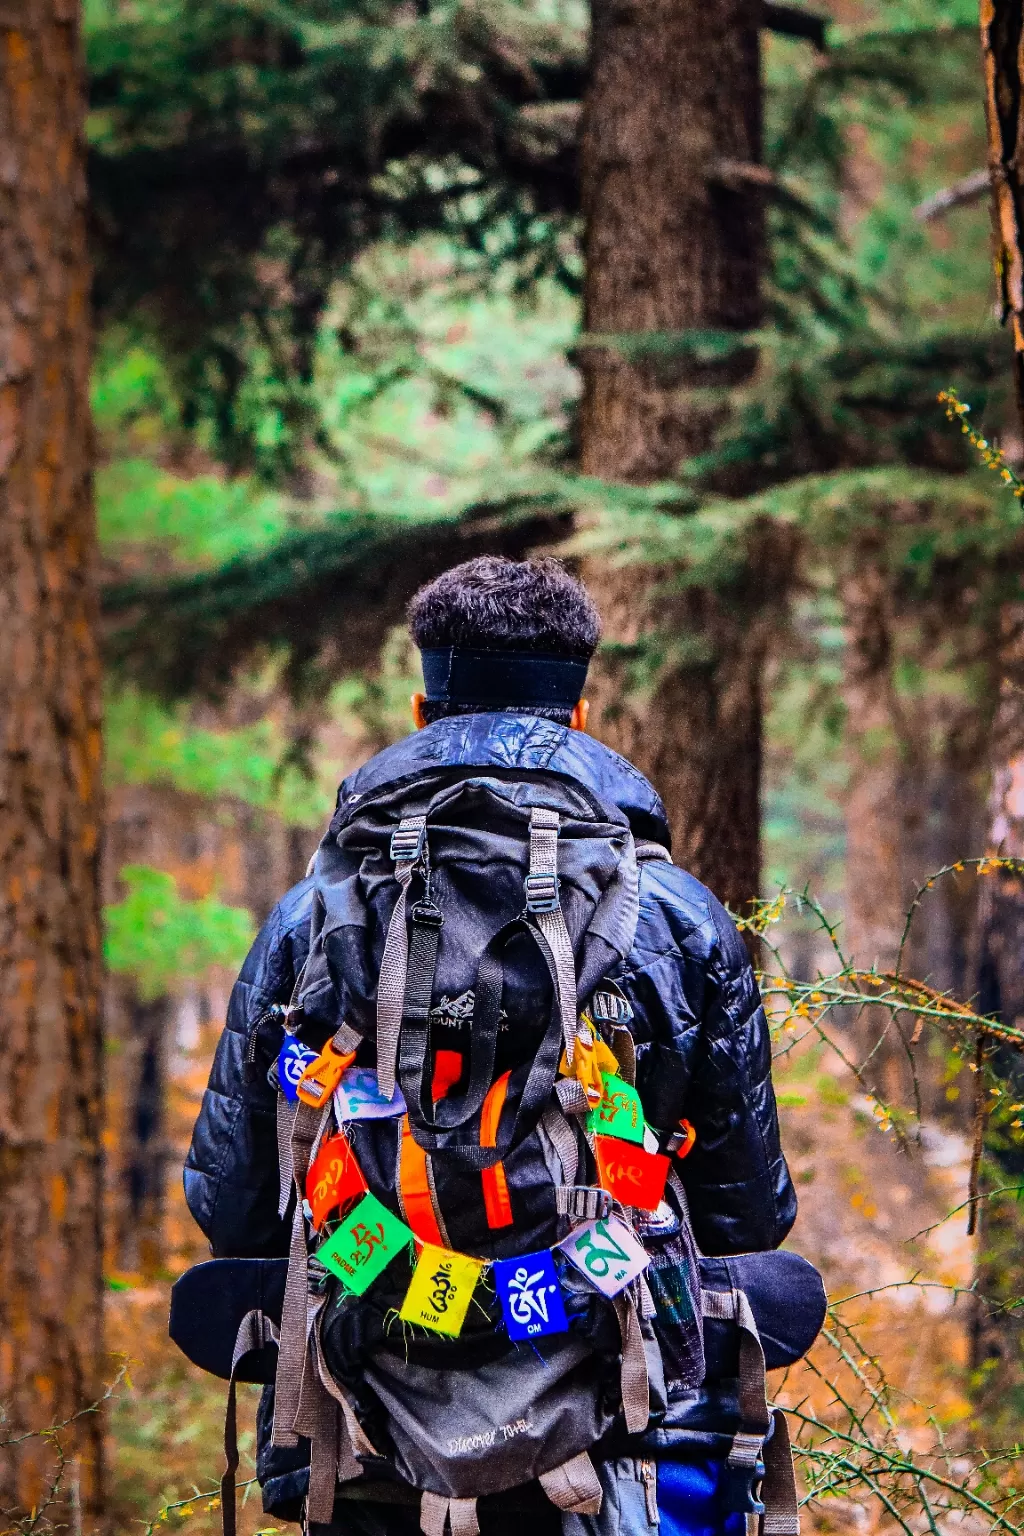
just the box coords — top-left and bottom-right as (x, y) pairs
(244, 1003), (287, 1083)
(639, 1459), (658, 1525)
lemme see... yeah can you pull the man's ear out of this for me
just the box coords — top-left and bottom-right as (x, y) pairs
(411, 692), (428, 730)
(570, 697), (590, 732)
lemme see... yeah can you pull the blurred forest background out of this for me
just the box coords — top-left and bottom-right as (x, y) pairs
(10, 0), (1024, 1530)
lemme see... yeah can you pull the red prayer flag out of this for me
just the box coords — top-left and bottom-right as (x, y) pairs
(306, 1133), (367, 1230)
(595, 1136), (670, 1212)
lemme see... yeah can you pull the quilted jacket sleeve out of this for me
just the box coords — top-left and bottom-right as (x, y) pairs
(183, 878), (314, 1258)
(624, 863), (797, 1257)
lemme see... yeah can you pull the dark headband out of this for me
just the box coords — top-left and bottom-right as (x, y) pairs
(420, 647), (589, 709)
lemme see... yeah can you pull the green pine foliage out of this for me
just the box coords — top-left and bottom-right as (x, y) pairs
(105, 686), (330, 825)
(86, 0), (584, 474)
(104, 865), (256, 1000)
(90, 0), (1024, 931)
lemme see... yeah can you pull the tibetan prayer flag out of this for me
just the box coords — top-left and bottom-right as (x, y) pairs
(334, 1066), (406, 1121)
(278, 1037), (318, 1103)
(587, 1074), (645, 1145)
(559, 1215), (649, 1298)
(305, 1133), (367, 1230)
(493, 1251), (568, 1341)
(595, 1136), (669, 1212)
(315, 1193), (412, 1295)
(399, 1244), (484, 1336)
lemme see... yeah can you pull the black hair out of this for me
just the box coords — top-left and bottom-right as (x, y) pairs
(408, 556), (601, 723)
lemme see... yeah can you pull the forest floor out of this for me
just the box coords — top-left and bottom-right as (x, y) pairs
(103, 1020), (979, 1536)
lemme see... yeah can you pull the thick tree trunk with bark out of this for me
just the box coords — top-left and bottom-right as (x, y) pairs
(577, 0), (770, 913)
(0, 4), (105, 1519)
(980, 0), (1024, 432)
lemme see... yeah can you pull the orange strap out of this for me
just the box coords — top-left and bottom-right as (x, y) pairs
(398, 1117), (445, 1246)
(480, 1072), (513, 1229)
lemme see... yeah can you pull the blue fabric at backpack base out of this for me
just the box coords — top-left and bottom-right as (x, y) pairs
(657, 1460), (747, 1536)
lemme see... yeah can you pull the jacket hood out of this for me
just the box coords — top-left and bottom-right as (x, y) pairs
(336, 713), (671, 849)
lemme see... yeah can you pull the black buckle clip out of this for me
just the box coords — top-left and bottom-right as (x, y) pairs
(410, 898), (444, 928)
(391, 823), (426, 863)
(525, 872), (559, 913)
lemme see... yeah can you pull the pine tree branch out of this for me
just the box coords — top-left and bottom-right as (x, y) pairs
(101, 502), (573, 698)
(914, 168), (990, 222)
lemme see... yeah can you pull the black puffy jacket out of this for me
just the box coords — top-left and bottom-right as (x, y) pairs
(184, 715), (796, 1518)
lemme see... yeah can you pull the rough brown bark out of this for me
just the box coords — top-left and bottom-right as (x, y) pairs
(0, 4), (105, 1520)
(979, 0), (1024, 432)
(577, 0), (769, 913)
(579, 0), (763, 479)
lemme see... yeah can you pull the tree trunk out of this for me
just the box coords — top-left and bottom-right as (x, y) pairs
(0, 4), (105, 1520)
(577, 0), (770, 913)
(969, 755), (1024, 1424)
(979, 0), (1024, 433)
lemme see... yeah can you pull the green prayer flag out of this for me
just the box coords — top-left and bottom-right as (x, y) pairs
(315, 1192), (413, 1295)
(587, 1073), (646, 1145)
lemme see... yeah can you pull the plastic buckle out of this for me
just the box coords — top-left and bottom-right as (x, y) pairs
(390, 822), (425, 863)
(591, 990), (634, 1025)
(410, 898), (444, 928)
(525, 872), (559, 913)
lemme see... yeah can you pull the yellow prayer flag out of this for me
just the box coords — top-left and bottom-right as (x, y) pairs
(399, 1244), (484, 1336)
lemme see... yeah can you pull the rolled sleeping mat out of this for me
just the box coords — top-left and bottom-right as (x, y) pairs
(169, 1257), (288, 1382)
(700, 1249), (827, 1374)
(169, 1248), (826, 1384)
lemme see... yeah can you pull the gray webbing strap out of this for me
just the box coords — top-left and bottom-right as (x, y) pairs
(305, 1396), (340, 1525)
(272, 1204), (309, 1448)
(701, 1283), (799, 1533)
(272, 1100), (331, 1448)
(761, 1409), (800, 1536)
(613, 1291), (651, 1434)
(277, 1094), (298, 1218)
(638, 1272), (657, 1319)
(539, 1450), (604, 1516)
(377, 815), (426, 1099)
(312, 1310), (378, 1461)
(420, 1492), (449, 1536)
(222, 1310), (279, 1536)
(700, 1287), (771, 1440)
(528, 808), (579, 1063)
(555, 1185), (613, 1221)
(296, 1294), (363, 1522)
(541, 1105), (580, 1188)
(555, 1076), (590, 1118)
(420, 1493), (481, 1536)
(609, 1023), (636, 1086)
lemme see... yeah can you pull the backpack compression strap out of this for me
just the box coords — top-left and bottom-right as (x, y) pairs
(222, 1310), (279, 1536)
(377, 816), (427, 1100)
(701, 1287), (800, 1536)
(526, 808), (579, 1064)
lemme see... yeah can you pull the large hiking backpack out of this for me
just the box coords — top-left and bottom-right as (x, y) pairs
(273, 770), (685, 1532)
(171, 766), (825, 1536)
